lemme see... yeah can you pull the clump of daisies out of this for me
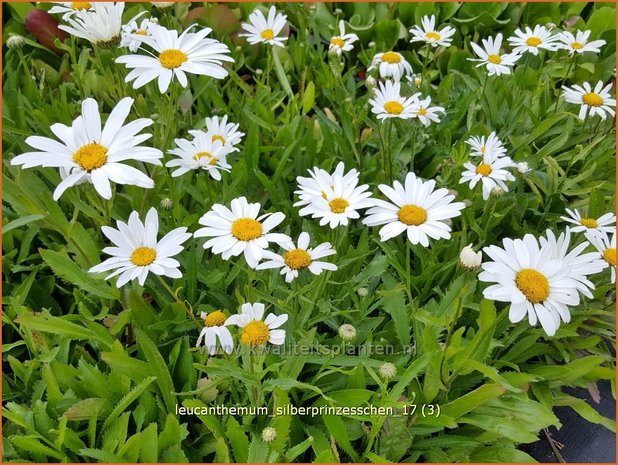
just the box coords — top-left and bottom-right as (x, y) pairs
(240, 6), (288, 47)
(409, 15), (455, 48)
(368, 80), (444, 125)
(468, 33), (521, 76)
(562, 81), (616, 120)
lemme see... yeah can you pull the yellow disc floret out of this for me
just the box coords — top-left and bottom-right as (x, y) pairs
(159, 49), (188, 69)
(582, 92), (603, 107)
(204, 310), (226, 327)
(381, 52), (401, 64)
(476, 163), (492, 176)
(72, 2), (91, 10)
(516, 268), (550, 303)
(241, 320), (270, 346)
(398, 205), (427, 226)
(525, 37), (542, 47)
(73, 142), (108, 171)
(571, 42), (584, 50)
(384, 101), (404, 115)
(487, 54), (502, 64)
(603, 248), (616, 266)
(425, 31), (441, 41)
(261, 29), (275, 40)
(130, 246), (157, 266)
(329, 198), (349, 213)
(579, 218), (599, 229)
(212, 134), (226, 144)
(330, 37), (345, 48)
(231, 218), (262, 241)
(283, 249), (312, 270)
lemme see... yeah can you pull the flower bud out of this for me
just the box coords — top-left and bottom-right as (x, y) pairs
(357, 287), (369, 297)
(379, 362), (397, 380)
(516, 162), (530, 174)
(255, 68), (263, 76)
(491, 186), (505, 196)
(26, 9), (69, 55)
(7, 34), (26, 50)
(160, 198), (174, 210)
(261, 426), (277, 443)
(460, 244), (482, 270)
(338, 324), (357, 341)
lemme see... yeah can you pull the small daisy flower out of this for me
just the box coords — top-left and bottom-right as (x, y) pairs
(89, 208), (191, 287)
(120, 15), (157, 52)
(368, 51), (413, 80)
(561, 208), (616, 234)
(296, 169), (374, 229)
(240, 6), (288, 47)
(586, 231), (616, 283)
(409, 15), (456, 48)
(167, 131), (233, 180)
(507, 25), (559, 56)
(479, 234), (582, 336)
(58, 2), (124, 47)
(199, 115), (244, 152)
(557, 30), (606, 55)
(412, 95), (445, 126)
(294, 162), (359, 209)
(194, 197), (291, 269)
(363, 172), (465, 247)
(256, 232), (337, 282)
(226, 303), (288, 347)
(11, 97), (162, 200)
(116, 25), (234, 93)
(329, 20), (358, 55)
(562, 81), (616, 120)
(468, 33), (521, 76)
(49, 2), (94, 19)
(459, 153), (516, 200)
(369, 80), (419, 120)
(465, 131), (507, 157)
(196, 310), (234, 355)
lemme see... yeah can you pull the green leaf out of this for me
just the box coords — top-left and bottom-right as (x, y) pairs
(135, 329), (176, 411)
(2, 214), (45, 235)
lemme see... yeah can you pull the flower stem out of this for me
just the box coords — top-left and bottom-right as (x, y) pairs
(156, 275), (201, 329)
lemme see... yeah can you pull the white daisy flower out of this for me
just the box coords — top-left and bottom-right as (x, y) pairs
(166, 131), (234, 180)
(89, 208), (191, 287)
(194, 197), (291, 269)
(465, 131), (507, 157)
(294, 162), (359, 209)
(58, 2), (124, 47)
(585, 230), (616, 284)
(479, 234), (582, 336)
(116, 25), (234, 93)
(226, 303), (288, 347)
(368, 52), (413, 80)
(562, 81), (616, 120)
(369, 80), (419, 120)
(561, 208), (616, 234)
(329, 20), (359, 55)
(196, 311), (234, 355)
(240, 6), (288, 47)
(256, 232), (337, 283)
(507, 25), (559, 56)
(468, 33), (521, 76)
(11, 97), (162, 200)
(516, 162), (531, 174)
(49, 2), (94, 19)
(541, 228), (607, 298)
(199, 115), (244, 152)
(296, 170), (374, 229)
(409, 15), (456, 48)
(459, 153), (516, 200)
(413, 95), (445, 126)
(557, 30), (606, 55)
(362, 172), (466, 247)
(120, 15), (157, 53)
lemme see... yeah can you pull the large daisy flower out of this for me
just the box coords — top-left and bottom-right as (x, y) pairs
(368, 52), (413, 80)
(89, 208), (191, 287)
(562, 81), (616, 120)
(49, 2), (94, 19)
(362, 172), (465, 247)
(585, 231), (616, 284)
(194, 197), (291, 269)
(166, 131), (233, 180)
(465, 131), (507, 158)
(58, 2), (124, 47)
(329, 20), (359, 55)
(120, 15), (157, 53)
(116, 25), (234, 93)
(226, 303), (288, 347)
(240, 6), (288, 47)
(479, 234), (582, 336)
(200, 115), (244, 152)
(459, 153), (515, 200)
(11, 97), (162, 200)
(468, 33), (521, 76)
(257, 232), (337, 282)
(557, 30), (606, 55)
(507, 25), (559, 56)
(196, 310), (234, 355)
(369, 80), (419, 120)
(561, 208), (616, 234)
(409, 15), (456, 48)
(294, 162), (359, 209)
(413, 95), (445, 127)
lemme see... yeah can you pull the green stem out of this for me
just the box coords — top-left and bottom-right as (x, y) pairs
(439, 274), (469, 387)
(156, 275), (201, 329)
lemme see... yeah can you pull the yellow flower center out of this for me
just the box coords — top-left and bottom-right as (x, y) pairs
(159, 49), (188, 69)
(525, 36), (542, 47)
(283, 249), (312, 270)
(329, 197), (349, 213)
(212, 134), (226, 144)
(480, 146), (487, 153)
(204, 310), (226, 327)
(582, 92), (603, 107)
(476, 163), (492, 176)
(417, 107), (428, 116)
(73, 142), (108, 171)
(579, 217), (599, 229)
(71, 2), (91, 10)
(571, 41), (584, 50)
(130, 246), (157, 266)
(261, 29), (275, 40)
(193, 151), (217, 165)
(231, 218), (262, 241)
(487, 54), (502, 64)
(603, 248), (616, 266)
(135, 29), (148, 36)
(241, 320), (270, 346)
(330, 37), (345, 48)
(381, 52), (401, 64)
(398, 204), (427, 226)
(515, 268), (550, 304)
(384, 101), (404, 115)
(425, 31), (441, 41)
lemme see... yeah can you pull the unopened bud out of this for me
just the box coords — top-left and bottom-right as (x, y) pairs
(338, 324), (357, 341)
(460, 244), (482, 270)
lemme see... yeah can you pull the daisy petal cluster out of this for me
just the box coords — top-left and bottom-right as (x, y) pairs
(413, 95), (445, 126)
(49, 2), (94, 19)
(167, 131), (233, 180)
(368, 51), (413, 81)
(58, 1), (124, 47)
(329, 20), (358, 55)
(560, 208), (616, 234)
(562, 81), (616, 120)
(507, 25), (558, 56)
(240, 6), (288, 47)
(226, 303), (288, 347)
(197, 310), (234, 355)
(460, 153), (516, 200)
(369, 80), (419, 120)
(202, 115), (245, 151)
(468, 33), (521, 76)
(465, 131), (507, 158)
(557, 30), (606, 55)
(586, 231), (616, 284)
(409, 15), (456, 48)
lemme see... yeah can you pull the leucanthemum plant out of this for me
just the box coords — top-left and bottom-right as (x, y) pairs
(368, 51), (413, 80)
(507, 25), (559, 56)
(562, 81), (616, 120)
(409, 15), (456, 48)
(557, 29), (606, 55)
(469, 33), (521, 76)
(561, 208), (616, 234)
(329, 20), (358, 55)
(459, 152), (516, 200)
(240, 6), (288, 47)
(201, 115), (245, 151)
(196, 311), (234, 355)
